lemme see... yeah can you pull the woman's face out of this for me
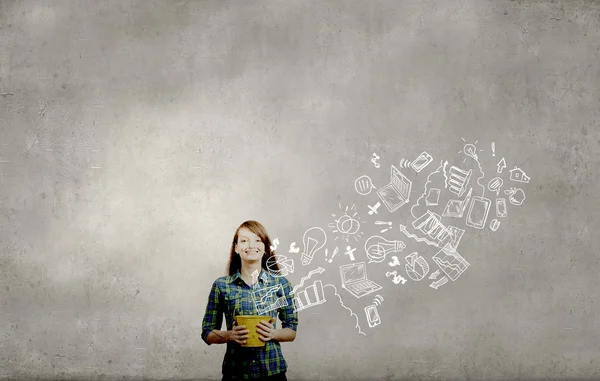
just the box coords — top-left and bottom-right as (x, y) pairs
(235, 227), (266, 264)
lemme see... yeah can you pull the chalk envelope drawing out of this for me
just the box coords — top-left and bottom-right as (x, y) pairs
(253, 284), (289, 315)
(442, 188), (473, 218)
(340, 262), (382, 298)
(465, 196), (491, 229)
(410, 151), (434, 173)
(425, 188), (441, 206)
(447, 165), (472, 197)
(405, 252), (430, 281)
(495, 198), (507, 218)
(292, 280), (326, 312)
(376, 165), (412, 212)
(432, 243), (470, 282)
(364, 304), (381, 328)
(509, 166), (530, 183)
(355, 175), (376, 196)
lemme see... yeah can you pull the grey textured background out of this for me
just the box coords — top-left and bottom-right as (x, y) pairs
(1, 0), (600, 380)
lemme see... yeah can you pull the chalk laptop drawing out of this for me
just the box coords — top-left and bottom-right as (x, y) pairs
(376, 165), (412, 212)
(340, 262), (382, 298)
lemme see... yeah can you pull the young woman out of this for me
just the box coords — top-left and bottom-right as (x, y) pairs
(202, 220), (298, 381)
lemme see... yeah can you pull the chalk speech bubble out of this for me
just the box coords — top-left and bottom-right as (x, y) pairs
(355, 175), (376, 195)
(487, 177), (503, 195)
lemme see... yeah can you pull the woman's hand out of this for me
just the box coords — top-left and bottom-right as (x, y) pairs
(256, 319), (275, 342)
(230, 321), (250, 345)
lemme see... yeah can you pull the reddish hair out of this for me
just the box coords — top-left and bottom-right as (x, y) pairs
(226, 220), (279, 276)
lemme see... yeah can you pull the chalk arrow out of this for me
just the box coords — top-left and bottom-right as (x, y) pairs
(429, 276), (448, 290)
(497, 157), (506, 174)
(291, 267), (326, 294)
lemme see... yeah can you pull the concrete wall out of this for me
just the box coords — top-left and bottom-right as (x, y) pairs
(1, 0), (599, 380)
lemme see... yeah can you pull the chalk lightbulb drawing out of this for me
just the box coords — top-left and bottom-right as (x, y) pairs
(300, 227), (327, 266)
(328, 203), (364, 242)
(459, 138), (483, 163)
(364, 235), (406, 264)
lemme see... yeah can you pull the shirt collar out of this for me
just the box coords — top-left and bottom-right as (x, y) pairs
(228, 269), (271, 285)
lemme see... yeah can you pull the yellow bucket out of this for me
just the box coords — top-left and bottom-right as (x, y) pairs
(235, 315), (274, 347)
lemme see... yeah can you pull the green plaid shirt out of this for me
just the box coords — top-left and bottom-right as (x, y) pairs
(202, 269), (298, 379)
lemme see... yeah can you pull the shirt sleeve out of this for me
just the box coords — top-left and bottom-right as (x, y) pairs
(201, 279), (224, 345)
(278, 277), (298, 332)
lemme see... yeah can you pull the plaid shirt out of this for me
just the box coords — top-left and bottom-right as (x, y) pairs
(202, 269), (298, 379)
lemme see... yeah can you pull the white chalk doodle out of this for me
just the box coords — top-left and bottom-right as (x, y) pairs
(328, 247), (339, 263)
(487, 177), (503, 196)
(442, 188), (473, 219)
(504, 187), (526, 206)
(371, 153), (381, 168)
(490, 219), (501, 232)
(301, 227), (327, 266)
(376, 165), (412, 212)
(385, 270), (407, 284)
(491, 142), (496, 157)
(425, 188), (441, 206)
(465, 196), (491, 230)
(270, 238), (280, 251)
(292, 280), (326, 312)
(428, 269), (441, 280)
(446, 225), (465, 250)
(364, 235), (406, 263)
(447, 165), (472, 198)
(289, 242), (300, 254)
(266, 255), (294, 277)
(497, 157), (507, 173)
(365, 304), (381, 328)
(398, 223), (438, 248)
(291, 267), (326, 295)
(388, 255), (402, 267)
(367, 201), (382, 215)
(495, 198), (507, 218)
(324, 284), (366, 336)
(410, 151), (434, 173)
(328, 203), (364, 243)
(355, 175), (376, 196)
(412, 211), (454, 247)
(253, 284), (289, 315)
(404, 252), (430, 281)
(375, 220), (393, 233)
(432, 243), (470, 281)
(344, 245), (357, 261)
(429, 276), (449, 289)
(509, 166), (530, 183)
(373, 294), (384, 306)
(340, 262), (382, 298)
(410, 160), (446, 219)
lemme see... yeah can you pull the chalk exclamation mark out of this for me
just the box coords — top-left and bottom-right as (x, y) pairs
(491, 142), (496, 157)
